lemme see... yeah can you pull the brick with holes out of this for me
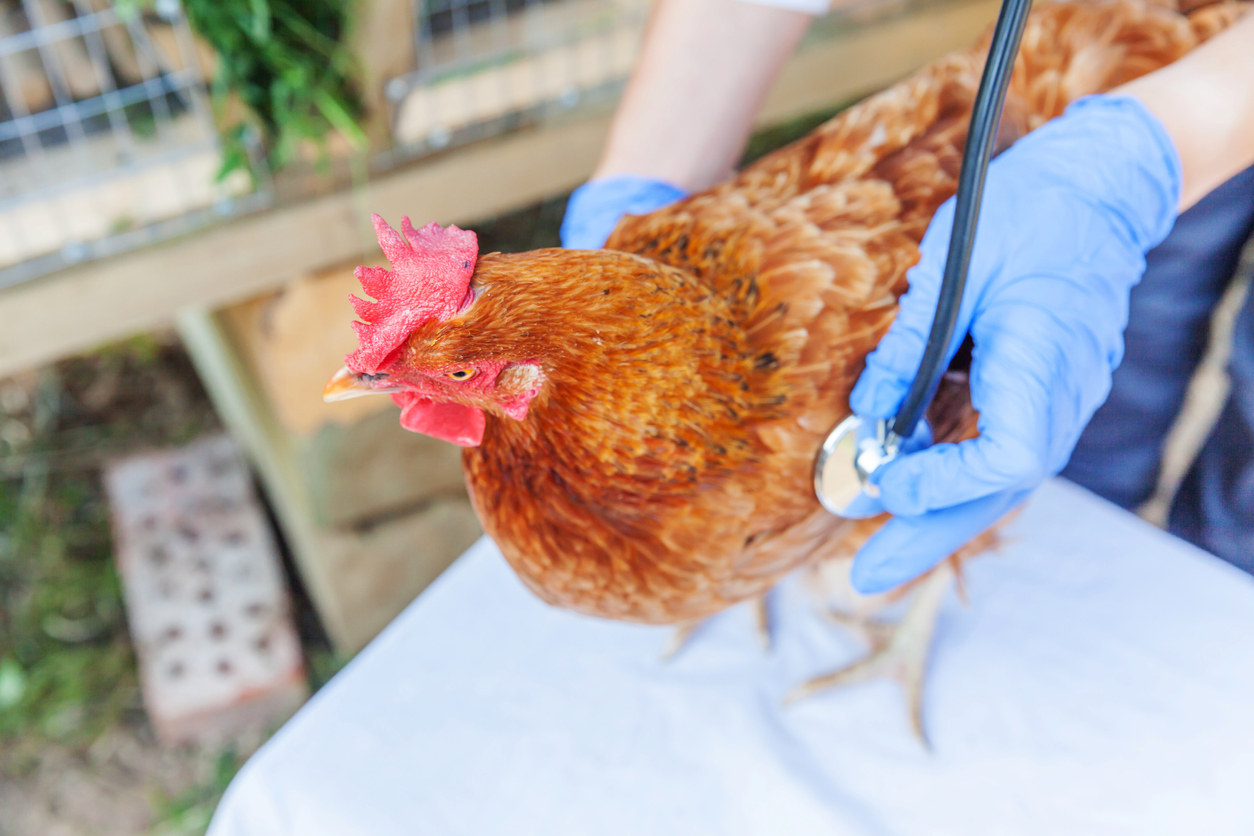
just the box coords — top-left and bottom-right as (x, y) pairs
(104, 434), (307, 746)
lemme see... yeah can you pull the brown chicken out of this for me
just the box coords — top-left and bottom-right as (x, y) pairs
(325, 0), (1246, 732)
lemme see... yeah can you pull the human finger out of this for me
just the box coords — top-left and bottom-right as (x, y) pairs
(869, 303), (1067, 516)
(849, 487), (1030, 594)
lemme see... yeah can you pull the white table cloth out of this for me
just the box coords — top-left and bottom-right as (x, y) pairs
(209, 479), (1254, 836)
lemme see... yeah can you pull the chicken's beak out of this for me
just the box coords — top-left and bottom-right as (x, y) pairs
(322, 366), (402, 402)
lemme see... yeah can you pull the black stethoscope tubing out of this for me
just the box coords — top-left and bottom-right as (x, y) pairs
(887, 0), (1034, 442)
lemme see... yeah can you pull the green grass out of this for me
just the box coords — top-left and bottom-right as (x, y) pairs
(180, 0), (366, 179)
(0, 332), (341, 833)
(0, 336), (219, 766)
(0, 378), (138, 749)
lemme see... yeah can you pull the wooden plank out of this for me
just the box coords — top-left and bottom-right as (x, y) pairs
(350, 0), (418, 147)
(0, 140), (250, 270)
(218, 273), (468, 528)
(0, 0), (998, 379)
(759, 0), (1000, 124)
(0, 115), (611, 379)
(173, 308), (348, 643)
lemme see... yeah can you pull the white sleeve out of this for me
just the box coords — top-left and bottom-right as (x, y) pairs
(733, 0), (831, 15)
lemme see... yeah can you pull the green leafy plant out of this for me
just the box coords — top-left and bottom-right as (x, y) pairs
(176, 0), (368, 179)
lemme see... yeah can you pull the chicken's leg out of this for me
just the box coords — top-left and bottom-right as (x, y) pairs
(661, 620), (702, 660)
(785, 562), (954, 747)
(662, 593), (773, 660)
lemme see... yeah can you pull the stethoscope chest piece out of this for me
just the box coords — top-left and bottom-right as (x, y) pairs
(813, 415), (932, 518)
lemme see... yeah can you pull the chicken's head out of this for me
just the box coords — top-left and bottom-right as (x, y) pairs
(322, 214), (544, 447)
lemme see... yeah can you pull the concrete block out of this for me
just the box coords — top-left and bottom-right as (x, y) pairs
(104, 435), (307, 746)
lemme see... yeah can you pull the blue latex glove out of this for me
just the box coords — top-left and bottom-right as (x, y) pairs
(848, 94), (1183, 594)
(560, 175), (688, 249)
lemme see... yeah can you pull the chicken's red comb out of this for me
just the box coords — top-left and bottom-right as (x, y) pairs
(346, 214), (478, 374)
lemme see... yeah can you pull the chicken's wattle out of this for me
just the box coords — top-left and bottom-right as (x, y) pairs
(392, 393), (486, 447)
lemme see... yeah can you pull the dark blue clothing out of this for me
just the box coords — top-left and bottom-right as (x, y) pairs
(1063, 165), (1254, 571)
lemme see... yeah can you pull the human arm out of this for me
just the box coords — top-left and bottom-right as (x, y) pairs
(560, 0), (815, 248)
(1121, 10), (1254, 210)
(593, 0), (815, 190)
(848, 11), (1254, 594)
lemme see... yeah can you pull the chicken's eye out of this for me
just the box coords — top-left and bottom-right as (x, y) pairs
(446, 368), (477, 381)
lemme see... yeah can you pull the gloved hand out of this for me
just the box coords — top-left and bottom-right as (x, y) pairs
(559, 175), (688, 249)
(848, 94), (1183, 594)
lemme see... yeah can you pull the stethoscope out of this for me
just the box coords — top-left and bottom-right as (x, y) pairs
(814, 0), (1033, 518)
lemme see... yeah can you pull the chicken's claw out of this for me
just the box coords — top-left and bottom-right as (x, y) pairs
(785, 562), (954, 749)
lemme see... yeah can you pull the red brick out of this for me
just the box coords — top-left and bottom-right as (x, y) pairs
(104, 435), (307, 746)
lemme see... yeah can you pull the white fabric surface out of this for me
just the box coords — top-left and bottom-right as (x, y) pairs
(734, 0), (833, 16)
(209, 479), (1254, 836)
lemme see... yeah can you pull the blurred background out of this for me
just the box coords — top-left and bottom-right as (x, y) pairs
(0, 0), (1245, 833)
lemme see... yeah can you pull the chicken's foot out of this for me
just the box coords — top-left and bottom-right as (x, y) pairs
(785, 562), (954, 748)
(661, 620), (701, 661)
(819, 608), (897, 651)
(754, 593), (771, 651)
(662, 593), (773, 660)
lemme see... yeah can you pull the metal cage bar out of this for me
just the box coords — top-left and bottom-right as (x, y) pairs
(0, 0), (270, 290)
(387, 0), (650, 154)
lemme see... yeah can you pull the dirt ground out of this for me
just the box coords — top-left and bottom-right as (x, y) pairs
(0, 729), (247, 836)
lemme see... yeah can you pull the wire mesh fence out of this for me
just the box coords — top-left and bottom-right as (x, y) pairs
(381, 0), (925, 161)
(386, 0), (649, 155)
(0, 0), (922, 290)
(0, 0), (269, 290)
